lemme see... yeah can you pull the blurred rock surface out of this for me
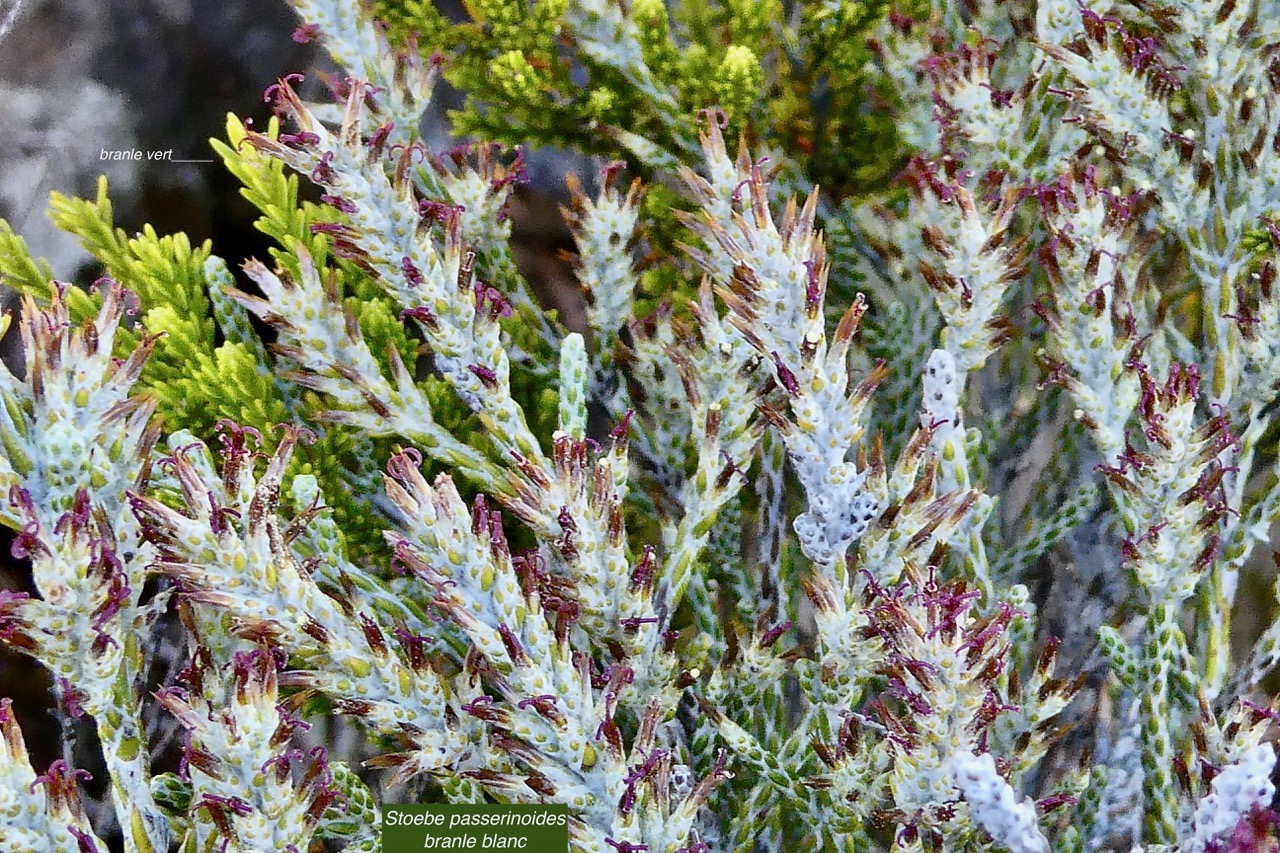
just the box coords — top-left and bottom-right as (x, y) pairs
(0, 0), (309, 277)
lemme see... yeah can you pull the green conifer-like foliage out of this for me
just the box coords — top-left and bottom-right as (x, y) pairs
(372, 0), (906, 196)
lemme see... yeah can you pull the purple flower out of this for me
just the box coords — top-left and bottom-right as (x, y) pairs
(291, 23), (320, 44)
